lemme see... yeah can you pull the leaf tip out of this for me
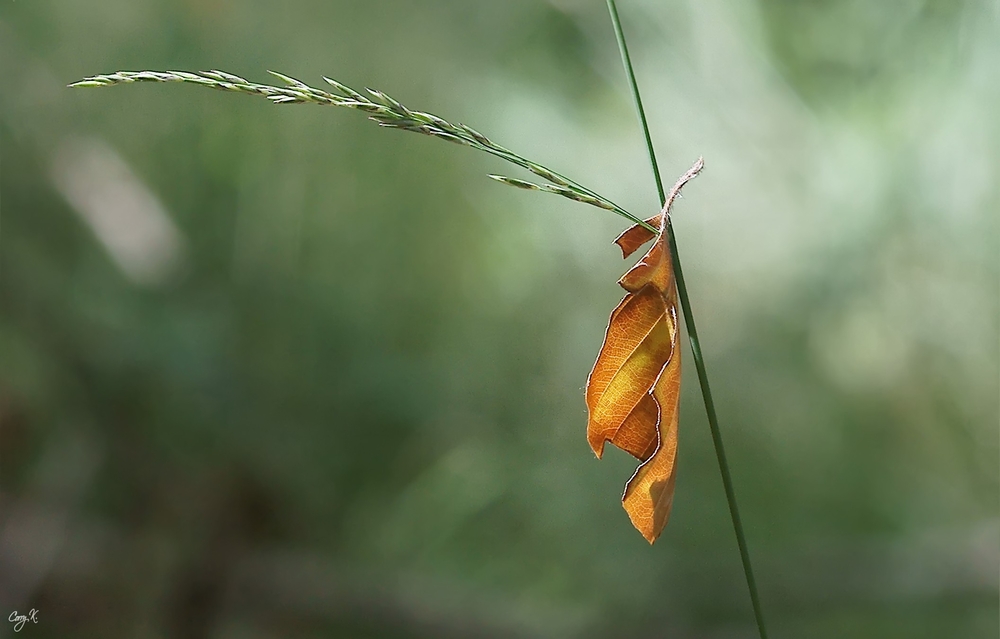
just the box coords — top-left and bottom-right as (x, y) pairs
(589, 435), (606, 459)
(586, 418), (607, 458)
(614, 240), (631, 260)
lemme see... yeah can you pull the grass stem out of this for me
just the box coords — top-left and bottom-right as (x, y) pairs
(605, 2), (770, 637)
(70, 70), (657, 234)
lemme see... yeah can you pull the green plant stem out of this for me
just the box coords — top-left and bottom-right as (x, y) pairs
(605, 2), (770, 638)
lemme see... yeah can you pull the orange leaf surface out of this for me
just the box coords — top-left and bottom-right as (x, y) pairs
(585, 159), (703, 544)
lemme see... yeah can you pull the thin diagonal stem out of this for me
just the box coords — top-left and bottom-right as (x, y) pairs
(605, 2), (769, 638)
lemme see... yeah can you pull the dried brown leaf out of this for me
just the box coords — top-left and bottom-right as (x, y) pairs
(585, 159), (702, 543)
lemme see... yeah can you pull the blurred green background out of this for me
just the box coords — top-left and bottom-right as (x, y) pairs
(1, 1), (997, 637)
